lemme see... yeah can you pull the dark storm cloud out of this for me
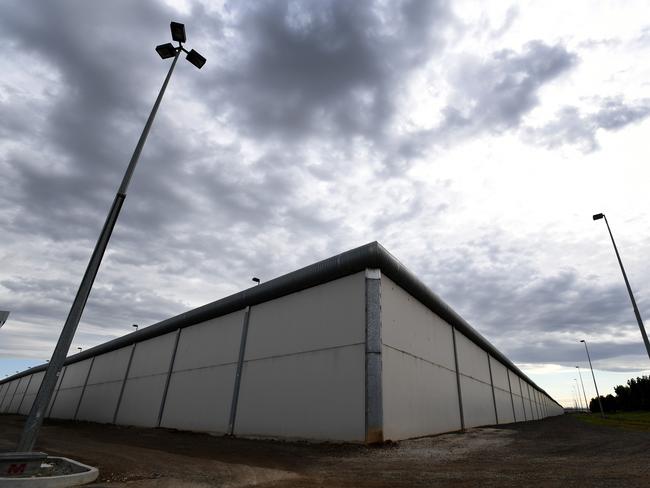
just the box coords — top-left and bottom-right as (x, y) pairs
(202, 0), (453, 142)
(524, 97), (650, 152)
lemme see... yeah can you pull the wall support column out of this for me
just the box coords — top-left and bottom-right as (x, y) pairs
(487, 354), (499, 425)
(506, 370), (517, 422)
(518, 377), (527, 421)
(451, 326), (465, 431)
(228, 307), (252, 436)
(4, 381), (20, 413)
(365, 268), (383, 444)
(74, 357), (95, 421)
(157, 328), (182, 428)
(113, 344), (137, 424)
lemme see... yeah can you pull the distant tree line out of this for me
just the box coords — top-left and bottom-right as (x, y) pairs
(589, 375), (650, 413)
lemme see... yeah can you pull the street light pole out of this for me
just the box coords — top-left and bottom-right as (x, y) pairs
(17, 22), (205, 453)
(574, 379), (586, 410)
(580, 339), (605, 418)
(576, 365), (589, 412)
(593, 213), (650, 360)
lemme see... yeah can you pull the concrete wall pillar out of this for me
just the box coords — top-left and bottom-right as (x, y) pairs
(365, 268), (383, 444)
(451, 327), (465, 430)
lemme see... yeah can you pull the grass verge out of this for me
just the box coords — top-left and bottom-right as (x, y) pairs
(574, 411), (650, 432)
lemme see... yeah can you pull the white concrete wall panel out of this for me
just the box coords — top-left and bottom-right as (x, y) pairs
(9, 376), (30, 413)
(382, 346), (461, 440)
(517, 380), (529, 420)
(455, 333), (491, 384)
(1, 380), (17, 412)
(381, 276), (455, 370)
(494, 388), (515, 424)
(244, 273), (365, 362)
(161, 364), (236, 433)
(60, 359), (93, 389)
(116, 375), (167, 427)
(46, 366), (66, 418)
(76, 382), (123, 423)
(236, 345), (365, 441)
(86, 348), (132, 385)
(460, 377), (497, 428)
(174, 311), (244, 371)
(128, 332), (176, 378)
(49, 387), (83, 419)
(489, 357), (510, 392)
(19, 371), (45, 415)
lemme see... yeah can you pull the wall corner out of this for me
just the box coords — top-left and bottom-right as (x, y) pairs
(365, 268), (383, 444)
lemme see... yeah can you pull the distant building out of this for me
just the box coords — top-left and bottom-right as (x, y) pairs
(0, 242), (562, 442)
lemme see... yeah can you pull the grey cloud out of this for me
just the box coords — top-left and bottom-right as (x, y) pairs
(524, 97), (650, 152)
(441, 41), (578, 136)
(202, 0), (453, 142)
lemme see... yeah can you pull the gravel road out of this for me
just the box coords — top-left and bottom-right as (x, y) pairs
(1, 413), (648, 487)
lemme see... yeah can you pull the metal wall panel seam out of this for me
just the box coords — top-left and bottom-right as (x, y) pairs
(518, 377), (527, 421)
(227, 307), (251, 436)
(0, 382), (10, 410)
(16, 374), (34, 414)
(506, 369), (517, 422)
(365, 268), (383, 444)
(4, 381), (20, 414)
(382, 344), (456, 374)
(74, 357), (95, 421)
(47, 366), (67, 418)
(487, 354), (499, 425)
(527, 384), (534, 420)
(113, 344), (137, 424)
(451, 326), (465, 431)
(157, 328), (182, 428)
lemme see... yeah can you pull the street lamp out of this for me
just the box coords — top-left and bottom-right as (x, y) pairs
(573, 379), (584, 410)
(17, 22), (206, 453)
(580, 339), (605, 418)
(593, 213), (650, 360)
(576, 365), (589, 412)
(252, 277), (261, 286)
(132, 324), (139, 332)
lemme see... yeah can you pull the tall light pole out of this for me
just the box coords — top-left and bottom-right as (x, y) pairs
(16, 22), (206, 453)
(574, 379), (584, 410)
(576, 365), (589, 412)
(593, 213), (650, 360)
(580, 339), (605, 418)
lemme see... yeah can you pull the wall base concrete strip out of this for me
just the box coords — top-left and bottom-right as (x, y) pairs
(451, 327), (465, 430)
(228, 306), (251, 435)
(0, 456), (98, 487)
(365, 268), (383, 444)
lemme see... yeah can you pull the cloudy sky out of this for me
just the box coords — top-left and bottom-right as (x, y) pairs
(1, 0), (649, 407)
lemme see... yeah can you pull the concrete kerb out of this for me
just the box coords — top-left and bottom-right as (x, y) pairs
(0, 457), (98, 487)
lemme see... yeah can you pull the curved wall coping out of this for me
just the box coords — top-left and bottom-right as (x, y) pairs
(0, 241), (562, 409)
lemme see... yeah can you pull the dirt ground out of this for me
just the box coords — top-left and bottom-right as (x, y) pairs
(1, 414), (649, 487)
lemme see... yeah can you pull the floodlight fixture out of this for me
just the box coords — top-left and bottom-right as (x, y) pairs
(186, 49), (206, 69)
(156, 43), (177, 59)
(592, 213), (604, 220)
(252, 277), (261, 285)
(170, 22), (187, 43)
